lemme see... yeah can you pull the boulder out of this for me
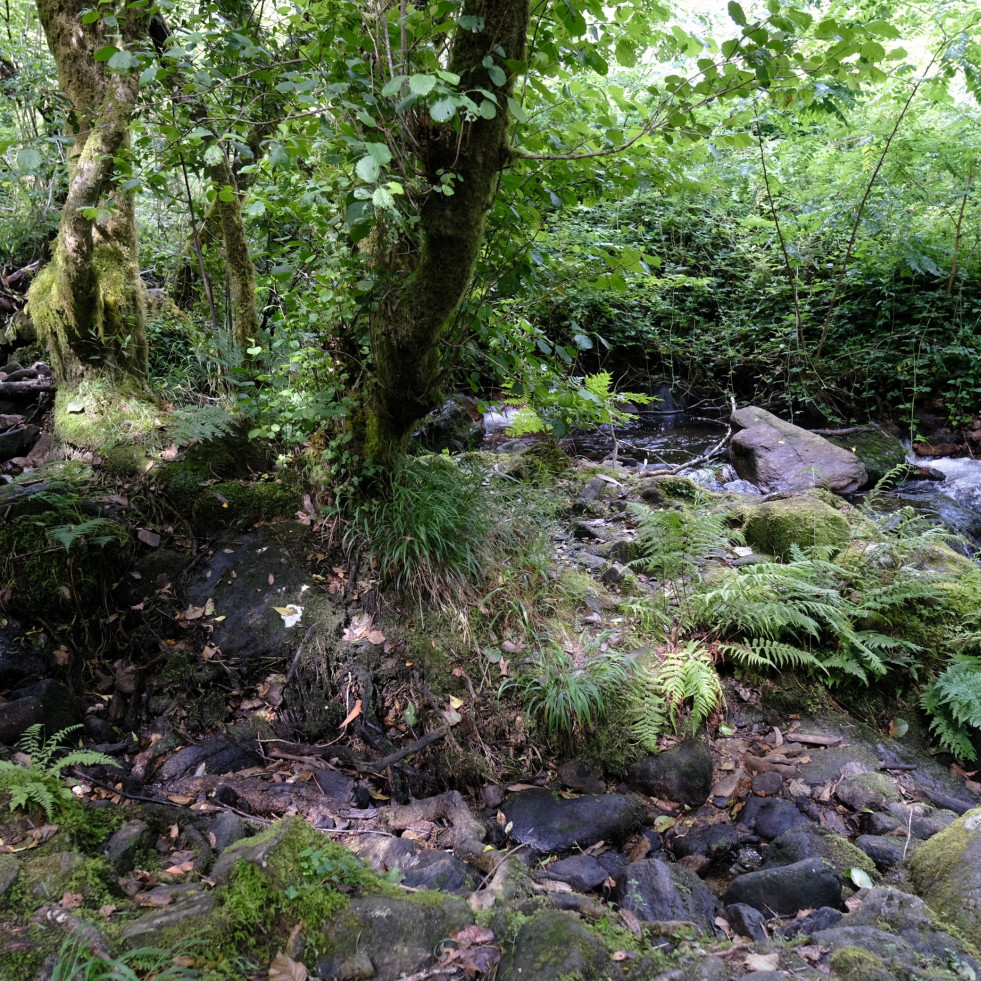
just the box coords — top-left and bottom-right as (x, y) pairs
(741, 495), (852, 558)
(826, 429), (906, 487)
(908, 807), (981, 945)
(497, 910), (610, 981)
(730, 406), (867, 494)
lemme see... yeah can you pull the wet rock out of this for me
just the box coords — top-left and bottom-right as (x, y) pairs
(825, 944), (896, 981)
(544, 855), (609, 893)
(411, 397), (483, 453)
(613, 858), (719, 932)
(4, 679), (80, 742)
(724, 902), (768, 941)
(723, 857), (843, 916)
(798, 746), (879, 787)
(0, 622), (45, 689)
(397, 850), (474, 893)
(861, 811), (900, 836)
(626, 740), (714, 806)
(0, 424), (40, 462)
(737, 797), (811, 840)
(835, 771), (900, 812)
(777, 905), (843, 939)
(104, 820), (152, 872)
(908, 807), (981, 945)
(730, 406), (867, 494)
(502, 789), (645, 854)
(317, 894), (473, 981)
(497, 909), (609, 981)
(312, 768), (355, 800)
(855, 835), (909, 872)
(20, 851), (88, 900)
(352, 835), (419, 872)
(827, 429), (907, 487)
(0, 695), (47, 744)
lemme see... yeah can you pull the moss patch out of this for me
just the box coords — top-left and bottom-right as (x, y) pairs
(742, 494), (852, 558)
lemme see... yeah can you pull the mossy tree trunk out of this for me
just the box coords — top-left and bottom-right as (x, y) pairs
(359, 0), (529, 470)
(27, 0), (150, 384)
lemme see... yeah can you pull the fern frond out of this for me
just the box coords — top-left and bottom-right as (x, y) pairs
(48, 518), (124, 552)
(921, 659), (981, 760)
(718, 639), (824, 672)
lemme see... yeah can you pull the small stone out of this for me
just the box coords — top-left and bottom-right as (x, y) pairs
(723, 858), (843, 916)
(627, 740), (714, 806)
(751, 772), (783, 796)
(104, 820), (151, 872)
(777, 905), (843, 939)
(724, 902), (768, 941)
(337, 952), (374, 981)
(855, 834), (909, 872)
(835, 772), (901, 812)
(556, 760), (605, 795)
(546, 855), (609, 893)
(737, 797), (810, 840)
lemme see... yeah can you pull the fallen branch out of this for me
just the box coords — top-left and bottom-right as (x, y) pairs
(0, 378), (56, 397)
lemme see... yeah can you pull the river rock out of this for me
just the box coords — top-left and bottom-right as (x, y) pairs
(826, 428), (906, 487)
(545, 854), (610, 892)
(730, 406), (867, 493)
(855, 834), (909, 872)
(672, 823), (741, 862)
(613, 858), (719, 931)
(737, 797), (810, 840)
(397, 850), (474, 893)
(626, 739), (713, 805)
(501, 789), (645, 853)
(724, 903), (768, 941)
(723, 857), (843, 915)
(764, 827), (877, 880)
(104, 820), (152, 873)
(908, 807), (981, 945)
(835, 771), (901, 812)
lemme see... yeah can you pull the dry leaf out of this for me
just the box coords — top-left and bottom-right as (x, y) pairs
(268, 951), (308, 981)
(183, 605), (206, 620)
(618, 908), (643, 938)
(98, 904), (117, 917)
(451, 925), (495, 947)
(138, 528), (161, 547)
(340, 698), (362, 728)
(60, 892), (83, 909)
(744, 953), (780, 971)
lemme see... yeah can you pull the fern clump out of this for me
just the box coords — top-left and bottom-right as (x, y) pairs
(921, 657), (981, 760)
(0, 724), (120, 820)
(625, 642), (724, 753)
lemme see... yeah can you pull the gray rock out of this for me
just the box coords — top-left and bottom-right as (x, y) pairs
(723, 857), (843, 915)
(861, 811), (901, 836)
(104, 820), (151, 873)
(626, 740), (714, 806)
(750, 772), (783, 796)
(397, 850), (473, 893)
(350, 834), (419, 872)
(613, 859), (719, 932)
(120, 888), (215, 943)
(672, 823), (741, 862)
(156, 737), (260, 781)
(835, 771), (900, 812)
(502, 789), (645, 854)
(497, 909), (609, 981)
(885, 801), (958, 839)
(316, 894), (473, 981)
(764, 827), (877, 880)
(855, 834), (909, 872)
(312, 768), (355, 800)
(209, 812), (248, 853)
(556, 760), (605, 795)
(737, 797), (810, 840)
(724, 902), (768, 941)
(545, 855), (610, 893)
(777, 905), (843, 939)
(730, 406), (867, 493)
(0, 854), (20, 899)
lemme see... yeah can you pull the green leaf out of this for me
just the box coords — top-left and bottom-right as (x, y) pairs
(382, 75), (407, 96)
(355, 155), (380, 182)
(94, 44), (119, 62)
(371, 186), (395, 209)
(15, 148), (42, 173)
(244, 200), (266, 217)
(218, 184), (235, 202)
(81, 9), (101, 23)
(364, 142), (392, 165)
(430, 97), (457, 123)
(728, 1), (747, 25)
(848, 868), (874, 889)
(203, 144), (224, 166)
(107, 50), (140, 71)
(139, 65), (158, 85)
(459, 14), (484, 32)
(408, 74), (437, 96)
(487, 64), (506, 86)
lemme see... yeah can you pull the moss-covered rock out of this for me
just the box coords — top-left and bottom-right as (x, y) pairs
(505, 439), (571, 483)
(827, 429), (907, 488)
(53, 384), (160, 452)
(742, 494), (852, 558)
(497, 909), (610, 981)
(908, 807), (981, 946)
(188, 478), (299, 532)
(828, 945), (895, 981)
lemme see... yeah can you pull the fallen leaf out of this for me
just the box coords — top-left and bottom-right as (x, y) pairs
(366, 630), (386, 645)
(60, 892), (83, 909)
(744, 953), (780, 971)
(340, 699), (362, 728)
(451, 925), (495, 946)
(268, 951), (308, 981)
(136, 886), (174, 908)
(183, 605), (206, 620)
(449, 695), (464, 710)
(268, 574), (275, 585)
(138, 528), (161, 547)
(618, 908), (643, 938)
(98, 904), (117, 917)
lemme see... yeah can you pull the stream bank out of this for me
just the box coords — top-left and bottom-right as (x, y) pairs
(3, 401), (981, 979)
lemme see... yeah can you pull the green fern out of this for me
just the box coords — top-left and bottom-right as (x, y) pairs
(921, 658), (981, 761)
(48, 517), (127, 552)
(625, 642), (724, 751)
(716, 639), (825, 672)
(165, 404), (239, 446)
(0, 724), (120, 820)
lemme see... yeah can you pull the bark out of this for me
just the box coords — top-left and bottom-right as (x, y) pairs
(361, 0), (529, 468)
(27, 0), (150, 383)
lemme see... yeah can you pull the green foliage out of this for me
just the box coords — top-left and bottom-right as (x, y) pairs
(51, 934), (201, 981)
(340, 456), (494, 605)
(625, 642), (724, 752)
(500, 636), (632, 744)
(0, 725), (119, 821)
(921, 657), (981, 760)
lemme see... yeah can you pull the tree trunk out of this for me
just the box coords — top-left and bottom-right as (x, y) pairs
(27, 0), (150, 384)
(360, 0), (529, 469)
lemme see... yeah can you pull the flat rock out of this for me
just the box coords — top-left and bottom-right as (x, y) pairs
(737, 797), (811, 840)
(730, 406), (867, 493)
(502, 789), (645, 854)
(396, 850), (473, 893)
(855, 834), (910, 872)
(544, 854), (610, 893)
